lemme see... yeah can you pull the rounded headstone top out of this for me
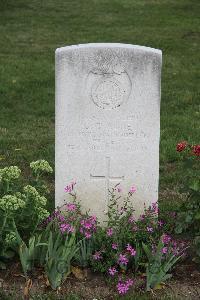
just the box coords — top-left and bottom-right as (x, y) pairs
(56, 43), (162, 57)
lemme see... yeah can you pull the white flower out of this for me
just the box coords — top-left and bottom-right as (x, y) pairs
(0, 166), (21, 181)
(0, 194), (25, 212)
(30, 160), (53, 175)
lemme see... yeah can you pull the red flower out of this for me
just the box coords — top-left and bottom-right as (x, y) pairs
(192, 145), (200, 156)
(176, 141), (187, 152)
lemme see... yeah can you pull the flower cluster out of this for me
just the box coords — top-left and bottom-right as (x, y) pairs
(106, 227), (113, 237)
(192, 144), (200, 156)
(5, 231), (17, 247)
(64, 181), (76, 193)
(176, 141), (187, 152)
(23, 185), (47, 207)
(80, 215), (97, 239)
(60, 222), (75, 234)
(112, 243), (118, 250)
(108, 266), (118, 276)
(176, 141), (200, 156)
(162, 233), (171, 244)
(36, 207), (50, 222)
(42, 203), (78, 234)
(30, 160), (53, 175)
(117, 278), (134, 295)
(0, 166), (21, 182)
(93, 251), (102, 261)
(65, 202), (77, 212)
(41, 210), (62, 226)
(129, 185), (137, 194)
(118, 253), (129, 266)
(0, 194), (25, 212)
(161, 234), (187, 257)
(126, 244), (136, 256)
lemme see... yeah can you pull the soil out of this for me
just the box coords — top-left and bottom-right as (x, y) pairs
(0, 259), (200, 300)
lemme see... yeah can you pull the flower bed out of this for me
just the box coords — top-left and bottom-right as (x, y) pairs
(0, 141), (199, 298)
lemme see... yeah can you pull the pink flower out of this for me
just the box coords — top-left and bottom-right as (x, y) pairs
(64, 181), (76, 193)
(117, 186), (122, 193)
(126, 278), (134, 287)
(139, 214), (145, 221)
(93, 251), (102, 260)
(151, 202), (159, 213)
(90, 215), (97, 223)
(147, 226), (153, 233)
(65, 202), (76, 211)
(126, 244), (132, 251)
(118, 254), (129, 266)
(170, 211), (177, 218)
(108, 267), (118, 276)
(85, 232), (92, 239)
(126, 244), (136, 256)
(129, 185), (137, 194)
(106, 228), (113, 237)
(117, 282), (129, 295)
(79, 216), (97, 239)
(162, 247), (168, 254)
(119, 207), (125, 213)
(57, 214), (65, 222)
(158, 220), (164, 227)
(128, 215), (135, 223)
(130, 249), (136, 256)
(132, 225), (138, 232)
(117, 278), (134, 295)
(60, 223), (74, 234)
(162, 234), (171, 244)
(112, 243), (118, 250)
(84, 221), (93, 230)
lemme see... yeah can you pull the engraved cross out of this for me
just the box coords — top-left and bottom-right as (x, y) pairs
(90, 157), (124, 210)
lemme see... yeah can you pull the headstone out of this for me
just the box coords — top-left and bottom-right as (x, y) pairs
(55, 43), (162, 220)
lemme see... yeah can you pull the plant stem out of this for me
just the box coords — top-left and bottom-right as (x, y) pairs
(0, 214), (8, 238)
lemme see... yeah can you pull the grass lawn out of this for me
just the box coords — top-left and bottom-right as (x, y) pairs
(0, 0), (199, 188)
(0, 1), (199, 297)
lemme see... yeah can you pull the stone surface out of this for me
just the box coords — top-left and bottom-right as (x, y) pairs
(55, 43), (162, 219)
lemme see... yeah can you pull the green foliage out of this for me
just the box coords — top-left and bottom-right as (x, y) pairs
(45, 230), (78, 290)
(0, 166), (21, 194)
(194, 236), (200, 264)
(0, 182), (190, 295)
(175, 143), (200, 235)
(30, 160), (53, 178)
(74, 238), (94, 268)
(90, 186), (162, 274)
(18, 234), (46, 277)
(142, 238), (185, 291)
(0, 161), (52, 268)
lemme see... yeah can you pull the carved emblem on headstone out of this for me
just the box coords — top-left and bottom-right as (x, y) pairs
(87, 50), (131, 110)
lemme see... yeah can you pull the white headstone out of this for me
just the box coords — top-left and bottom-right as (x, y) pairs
(55, 43), (162, 219)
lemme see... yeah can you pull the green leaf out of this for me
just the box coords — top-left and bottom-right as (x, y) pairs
(189, 180), (200, 192)
(194, 212), (200, 220)
(0, 261), (6, 270)
(3, 250), (15, 259)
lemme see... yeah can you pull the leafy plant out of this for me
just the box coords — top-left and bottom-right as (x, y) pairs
(18, 234), (46, 277)
(0, 161), (52, 268)
(75, 238), (94, 268)
(45, 230), (79, 290)
(142, 236), (187, 291)
(175, 142), (200, 235)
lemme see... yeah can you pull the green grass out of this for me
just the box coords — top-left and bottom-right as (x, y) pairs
(0, 0), (199, 200)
